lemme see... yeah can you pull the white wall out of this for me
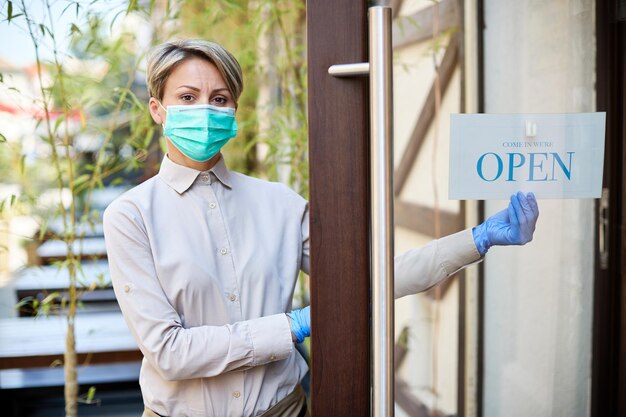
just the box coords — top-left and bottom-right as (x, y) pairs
(482, 1), (595, 416)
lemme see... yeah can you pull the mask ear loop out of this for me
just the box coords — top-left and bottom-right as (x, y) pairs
(157, 100), (167, 129)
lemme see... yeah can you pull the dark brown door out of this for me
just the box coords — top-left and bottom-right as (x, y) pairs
(307, 1), (371, 416)
(592, 1), (626, 416)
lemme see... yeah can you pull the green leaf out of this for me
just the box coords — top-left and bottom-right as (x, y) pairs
(49, 359), (63, 368)
(39, 23), (46, 37)
(72, 174), (91, 192)
(40, 302), (51, 316)
(109, 9), (125, 33)
(0, 132), (6, 142)
(86, 386), (96, 402)
(7, 1), (12, 21)
(60, 1), (73, 17)
(15, 296), (34, 311)
(76, 273), (89, 289)
(0, 73), (3, 83)
(126, 0), (138, 15)
(127, 90), (143, 107)
(70, 23), (81, 35)
(41, 291), (61, 305)
(85, 38), (95, 53)
(143, 127), (154, 148)
(53, 115), (65, 134)
(38, 219), (48, 241)
(74, 259), (84, 276)
(96, 273), (106, 287)
(44, 25), (54, 40)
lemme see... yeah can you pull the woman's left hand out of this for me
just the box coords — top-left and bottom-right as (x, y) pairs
(472, 191), (539, 255)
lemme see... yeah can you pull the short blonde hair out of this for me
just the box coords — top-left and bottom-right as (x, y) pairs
(146, 39), (243, 103)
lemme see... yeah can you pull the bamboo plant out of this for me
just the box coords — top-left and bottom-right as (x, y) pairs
(0, 1), (165, 415)
(1, 1), (309, 415)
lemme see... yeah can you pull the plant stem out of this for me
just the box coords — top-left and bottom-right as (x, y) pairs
(43, 1), (79, 414)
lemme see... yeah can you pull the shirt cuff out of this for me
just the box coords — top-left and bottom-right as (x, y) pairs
(248, 313), (293, 366)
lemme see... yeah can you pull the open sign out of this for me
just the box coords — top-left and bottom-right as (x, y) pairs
(449, 113), (605, 199)
(476, 151), (574, 182)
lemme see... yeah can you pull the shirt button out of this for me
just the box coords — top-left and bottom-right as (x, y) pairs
(200, 174), (209, 182)
(233, 391), (241, 399)
(209, 202), (216, 209)
(229, 294), (237, 302)
(220, 248), (228, 255)
(123, 284), (130, 293)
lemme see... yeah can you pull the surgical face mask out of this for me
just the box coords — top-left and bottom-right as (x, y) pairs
(160, 102), (238, 162)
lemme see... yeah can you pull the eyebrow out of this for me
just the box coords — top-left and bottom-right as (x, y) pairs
(176, 85), (230, 94)
(176, 85), (200, 91)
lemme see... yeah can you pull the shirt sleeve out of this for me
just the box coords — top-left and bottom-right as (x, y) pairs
(394, 228), (482, 298)
(103, 200), (293, 382)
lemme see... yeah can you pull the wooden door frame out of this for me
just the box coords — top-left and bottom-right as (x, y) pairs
(592, 0), (626, 415)
(307, 1), (371, 416)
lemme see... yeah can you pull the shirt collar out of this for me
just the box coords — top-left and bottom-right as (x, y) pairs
(209, 156), (233, 189)
(158, 154), (232, 194)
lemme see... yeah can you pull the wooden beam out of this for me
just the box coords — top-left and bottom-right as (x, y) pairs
(307, 1), (371, 415)
(394, 33), (459, 197)
(0, 351), (141, 370)
(394, 331), (448, 417)
(392, 0), (458, 49)
(395, 199), (462, 237)
(390, 0), (404, 20)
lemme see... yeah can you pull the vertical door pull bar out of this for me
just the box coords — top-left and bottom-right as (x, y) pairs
(328, 6), (395, 417)
(369, 7), (394, 417)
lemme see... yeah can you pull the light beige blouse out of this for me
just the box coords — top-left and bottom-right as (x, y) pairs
(103, 154), (480, 417)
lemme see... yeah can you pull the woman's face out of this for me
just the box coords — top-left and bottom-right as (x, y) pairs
(149, 57), (236, 169)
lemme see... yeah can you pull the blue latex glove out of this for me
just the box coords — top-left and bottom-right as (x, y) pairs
(472, 191), (539, 256)
(288, 306), (310, 344)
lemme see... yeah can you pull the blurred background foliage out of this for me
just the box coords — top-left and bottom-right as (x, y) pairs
(179, 0), (308, 196)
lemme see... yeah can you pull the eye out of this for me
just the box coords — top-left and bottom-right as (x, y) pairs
(180, 94), (195, 102)
(211, 96), (229, 106)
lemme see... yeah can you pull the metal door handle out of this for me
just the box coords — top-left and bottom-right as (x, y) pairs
(329, 6), (395, 417)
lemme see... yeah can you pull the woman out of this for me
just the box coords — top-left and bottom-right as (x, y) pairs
(103, 39), (539, 417)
